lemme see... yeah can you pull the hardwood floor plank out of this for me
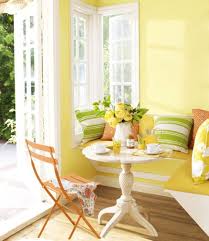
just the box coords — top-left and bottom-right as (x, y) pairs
(5, 186), (209, 241)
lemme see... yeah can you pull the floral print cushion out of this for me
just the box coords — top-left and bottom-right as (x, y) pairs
(192, 119), (209, 184)
(51, 179), (97, 216)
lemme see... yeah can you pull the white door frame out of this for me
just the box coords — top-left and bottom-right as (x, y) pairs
(15, 0), (61, 172)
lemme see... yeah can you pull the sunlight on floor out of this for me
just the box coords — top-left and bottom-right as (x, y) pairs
(7, 212), (153, 241)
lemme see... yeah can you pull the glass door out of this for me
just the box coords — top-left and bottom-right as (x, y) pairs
(14, 0), (43, 175)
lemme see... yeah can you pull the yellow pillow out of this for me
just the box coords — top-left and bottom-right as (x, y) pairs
(192, 119), (209, 184)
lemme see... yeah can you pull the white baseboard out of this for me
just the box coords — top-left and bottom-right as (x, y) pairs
(95, 175), (172, 197)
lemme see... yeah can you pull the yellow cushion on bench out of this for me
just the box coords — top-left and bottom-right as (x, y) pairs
(165, 161), (209, 196)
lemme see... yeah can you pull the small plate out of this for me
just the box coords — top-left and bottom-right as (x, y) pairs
(144, 149), (163, 155)
(94, 148), (111, 155)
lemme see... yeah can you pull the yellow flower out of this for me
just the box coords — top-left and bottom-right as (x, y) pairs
(115, 110), (125, 119)
(104, 110), (114, 121)
(115, 103), (125, 111)
(124, 111), (133, 121)
(109, 117), (118, 128)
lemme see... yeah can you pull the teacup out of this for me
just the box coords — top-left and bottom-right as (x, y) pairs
(94, 143), (106, 153)
(146, 143), (161, 154)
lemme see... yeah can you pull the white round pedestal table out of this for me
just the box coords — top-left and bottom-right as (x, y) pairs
(82, 146), (159, 238)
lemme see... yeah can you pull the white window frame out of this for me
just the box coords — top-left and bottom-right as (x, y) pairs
(70, 1), (139, 146)
(98, 3), (139, 106)
(70, 0), (99, 146)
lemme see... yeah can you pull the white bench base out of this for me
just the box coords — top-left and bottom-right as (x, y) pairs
(166, 190), (209, 236)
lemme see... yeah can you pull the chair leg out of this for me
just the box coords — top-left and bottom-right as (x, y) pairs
(38, 195), (61, 238)
(68, 215), (82, 239)
(57, 202), (75, 225)
(82, 215), (101, 239)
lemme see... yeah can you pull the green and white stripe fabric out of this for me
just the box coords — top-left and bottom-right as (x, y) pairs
(75, 109), (105, 143)
(154, 116), (193, 153)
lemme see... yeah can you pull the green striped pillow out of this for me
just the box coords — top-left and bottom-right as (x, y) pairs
(75, 109), (105, 143)
(154, 116), (193, 153)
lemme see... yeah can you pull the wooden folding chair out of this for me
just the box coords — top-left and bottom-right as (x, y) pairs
(25, 139), (100, 239)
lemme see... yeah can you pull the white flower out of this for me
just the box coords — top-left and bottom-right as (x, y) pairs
(192, 160), (204, 177)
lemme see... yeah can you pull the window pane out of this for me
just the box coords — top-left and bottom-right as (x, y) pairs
(79, 17), (86, 38)
(124, 63), (131, 82)
(30, 48), (35, 77)
(23, 19), (26, 45)
(79, 63), (86, 83)
(30, 16), (34, 29)
(121, 18), (131, 39)
(79, 40), (85, 60)
(124, 86), (131, 104)
(73, 40), (77, 58)
(123, 41), (132, 60)
(79, 85), (88, 107)
(74, 86), (79, 108)
(113, 85), (122, 103)
(73, 16), (77, 37)
(23, 50), (26, 78)
(112, 64), (122, 82)
(31, 94), (35, 111)
(31, 81), (35, 95)
(73, 64), (77, 83)
(111, 43), (122, 61)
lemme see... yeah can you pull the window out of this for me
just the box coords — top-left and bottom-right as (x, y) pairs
(72, 1), (97, 143)
(101, 5), (139, 105)
(73, 12), (89, 110)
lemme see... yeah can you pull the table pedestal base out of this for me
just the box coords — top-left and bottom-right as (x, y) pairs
(98, 163), (158, 238)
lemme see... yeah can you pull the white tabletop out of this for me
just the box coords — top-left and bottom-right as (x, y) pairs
(82, 145), (160, 164)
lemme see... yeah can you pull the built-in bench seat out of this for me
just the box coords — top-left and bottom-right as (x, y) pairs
(165, 162), (209, 196)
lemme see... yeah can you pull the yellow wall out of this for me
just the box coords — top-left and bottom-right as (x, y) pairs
(59, 0), (209, 177)
(140, 0), (209, 115)
(59, 0), (96, 178)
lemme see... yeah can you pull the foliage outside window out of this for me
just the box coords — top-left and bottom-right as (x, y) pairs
(0, 14), (15, 141)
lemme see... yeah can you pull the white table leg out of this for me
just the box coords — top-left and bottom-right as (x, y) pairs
(98, 163), (158, 238)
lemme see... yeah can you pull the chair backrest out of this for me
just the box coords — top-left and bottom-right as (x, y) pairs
(25, 139), (67, 198)
(26, 139), (58, 165)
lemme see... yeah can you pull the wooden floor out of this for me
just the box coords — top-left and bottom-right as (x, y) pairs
(6, 186), (209, 241)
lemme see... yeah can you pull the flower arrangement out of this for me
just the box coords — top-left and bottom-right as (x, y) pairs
(93, 96), (149, 128)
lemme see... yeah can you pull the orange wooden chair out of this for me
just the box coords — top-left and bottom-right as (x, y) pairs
(25, 139), (100, 239)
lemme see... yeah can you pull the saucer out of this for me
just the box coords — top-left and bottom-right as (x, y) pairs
(144, 149), (163, 155)
(94, 148), (111, 154)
